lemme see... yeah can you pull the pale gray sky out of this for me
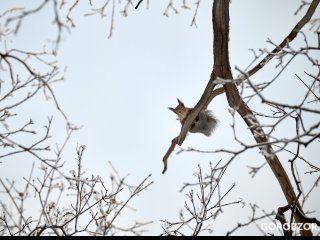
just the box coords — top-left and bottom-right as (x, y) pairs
(0, 0), (319, 235)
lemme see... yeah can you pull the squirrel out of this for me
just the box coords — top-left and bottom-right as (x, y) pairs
(169, 99), (218, 136)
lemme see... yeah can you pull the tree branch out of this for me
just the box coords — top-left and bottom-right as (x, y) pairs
(207, 0), (320, 104)
(213, 0), (313, 236)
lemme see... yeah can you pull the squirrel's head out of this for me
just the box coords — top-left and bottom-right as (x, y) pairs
(168, 99), (189, 121)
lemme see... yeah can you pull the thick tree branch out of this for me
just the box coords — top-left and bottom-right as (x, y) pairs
(214, 0), (313, 236)
(208, 0), (320, 103)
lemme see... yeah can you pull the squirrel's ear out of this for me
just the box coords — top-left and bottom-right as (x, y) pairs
(168, 107), (176, 113)
(177, 98), (184, 107)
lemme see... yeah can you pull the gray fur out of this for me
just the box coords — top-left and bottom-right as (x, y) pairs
(189, 110), (218, 136)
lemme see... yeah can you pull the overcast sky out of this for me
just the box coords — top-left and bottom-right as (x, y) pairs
(0, 0), (319, 236)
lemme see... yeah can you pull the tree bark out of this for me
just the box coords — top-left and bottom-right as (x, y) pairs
(212, 0), (312, 236)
